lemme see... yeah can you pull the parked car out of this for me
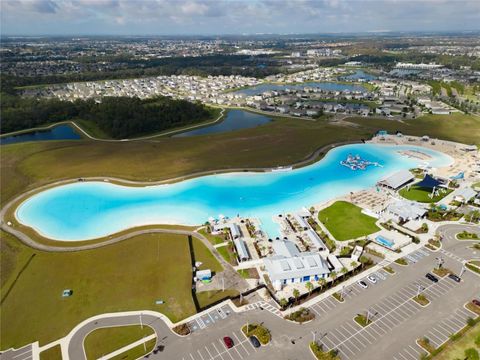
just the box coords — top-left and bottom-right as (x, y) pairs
(472, 299), (480, 307)
(249, 336), (261, 348)
(223, 336), (234, 349)
(358, 280), (368, 289)
(448, 273), (461, 283)
(367, 275), (377, 284)
(425, 273), (439, 283)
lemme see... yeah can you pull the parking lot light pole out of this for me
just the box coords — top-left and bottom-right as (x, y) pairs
(312, 331), (317, 343)
(460, 263), (466, 277)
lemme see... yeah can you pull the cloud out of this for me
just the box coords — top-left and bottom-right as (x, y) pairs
(1, 0), (479, 35)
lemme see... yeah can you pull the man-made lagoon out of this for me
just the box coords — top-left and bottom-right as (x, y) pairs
(16, 144), (453, 241)
(173, 110), (271, 137)
(233, 82), (366, 96)
(1, 124), (81, 145)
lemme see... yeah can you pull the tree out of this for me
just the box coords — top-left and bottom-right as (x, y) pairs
(292, 289), (300, 304)
(341, 267), (348, 277)
(330, 271), (337, 285)
(317, 278), (326, 291)
(350, 261), (358, 269)
(279, 298), (288, 308)
(305, 281), (313, 296)
(464, 348), (479, 360)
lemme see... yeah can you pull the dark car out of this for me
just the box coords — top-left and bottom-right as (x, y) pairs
(223, 336), (234, 349)
(249, 336), (261, 348)
(448, 273), (461, 282)
(472, 299), (480, 307)
(425, 273), (439, 283)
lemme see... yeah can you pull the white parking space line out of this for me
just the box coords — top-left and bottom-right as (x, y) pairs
(437, 322), (455, 334)
(211, 342), (224, 360)
(443, 319), (461, 332)
(431, 327), (448, 340)
(427, 331), (443, 345)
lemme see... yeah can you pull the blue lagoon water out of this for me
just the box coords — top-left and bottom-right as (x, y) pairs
(173, 110), (271, 137)
(1, 124), (81, 145)
(16, 144), (452, 241)
(233, 82), (366, 96)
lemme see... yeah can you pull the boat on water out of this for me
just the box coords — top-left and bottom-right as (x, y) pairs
(340, 154), (382, 170)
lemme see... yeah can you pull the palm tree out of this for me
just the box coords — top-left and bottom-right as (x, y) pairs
(340, 267), (348, 278)
(279, 298), (288, 309)
(305, 281), (313, 296)
(350, 261), (358, 269)
(330, 271), (337, 285)
(293, 288), (300, 304)
(317, 278), (326, 291)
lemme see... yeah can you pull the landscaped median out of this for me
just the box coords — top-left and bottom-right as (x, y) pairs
(383, 266), (395, 274)
(465, 261), (480, 275)
(309, 341), (340, 360)
(413, 294), (430, 307)
(241, 323), (271, 345)
(354, 313), (372, 327)
(432, 267), (452, 278)
(457, 231), (479, 240)
(394, 257), (408, 266)
(284, 308), (315, 323)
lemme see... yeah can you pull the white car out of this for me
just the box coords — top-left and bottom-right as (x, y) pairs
(367, 275), (377, 284)
(358, 280), (368, 289)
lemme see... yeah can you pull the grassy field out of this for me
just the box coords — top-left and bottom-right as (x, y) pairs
(399, 186), (452, 203)
(0, 231), (222, 349)
(84, 325), (154, 360)
(196, 289), (239, 308)
(432, 323), (480, 360)
(348, 113), (480, 146)
(318, 201), (380, 241)
(39, 345), (62, 360)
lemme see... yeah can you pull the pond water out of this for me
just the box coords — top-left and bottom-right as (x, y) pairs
(341, 70), (377, 81)
(1, 124), (81, 145)
(16, 144), (453, 241)
(173, 110), (272, 137)
(233, 82), (367, 96)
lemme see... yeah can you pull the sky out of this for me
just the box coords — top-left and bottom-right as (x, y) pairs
(1, 0), (480, 36)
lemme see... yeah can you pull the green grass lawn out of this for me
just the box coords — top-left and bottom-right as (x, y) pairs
(39, 345), (62, 360)
(216, 245), (237, 265)
(110, 338), (157, 360)
(84, 325), (154, 360)
(399, 185), (452, 203)
(318, 201), (380, 241)
(196, 289), (239, 309)
(198, 228), (226, 245)
(0, 231), (221, 349)
(433, 323), (480, 360)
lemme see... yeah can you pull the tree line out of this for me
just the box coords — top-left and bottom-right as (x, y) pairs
(1, 94), (214, 139)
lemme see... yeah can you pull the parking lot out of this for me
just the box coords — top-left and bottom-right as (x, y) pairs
(315, 262), (463, 360)
(0, 344), (33, 360)
(181, 329), (259, 360)
(393, 305), (478, 360)
(308, 248), (431, 321)
(188, 305), (234, 332)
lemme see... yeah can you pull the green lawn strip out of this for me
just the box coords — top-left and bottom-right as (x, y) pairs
(198, 228), (226, 245)
(466, 262), (480, 275)
(310, 341), (341, 360)
(0, 231), (221, 349)
(84, 325), (154, 360)
(196, 289), (239, 309)
(241, 323), (271, 345)
(318, 201), (379, 241)
(39, 345), (62, 360)
(399, 186), (452, 203)
(110, 338), (157, 360)
(216, 245), (237, 265)
(432, 267), (451, 278)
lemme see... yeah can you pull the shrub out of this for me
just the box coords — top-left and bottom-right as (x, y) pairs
(464, 348), (479, 360)
(466, 317), (476, 327)
(285, 308), (315, 323)
(242, 323), (271, 345)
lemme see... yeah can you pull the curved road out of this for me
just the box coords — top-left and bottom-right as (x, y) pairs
(67, 313), (174, 360)
(436, 224), (480, 262)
